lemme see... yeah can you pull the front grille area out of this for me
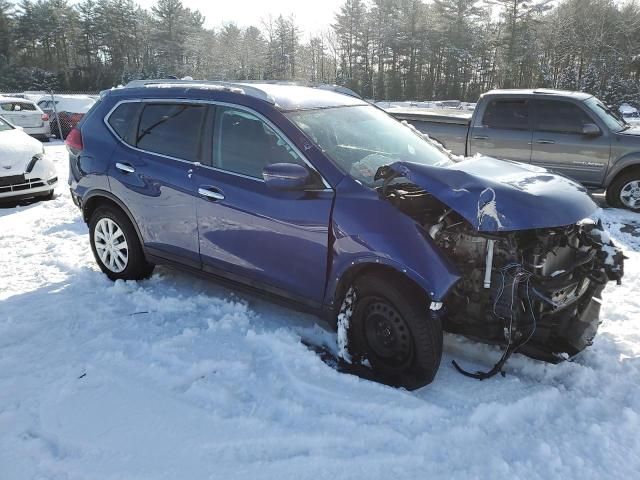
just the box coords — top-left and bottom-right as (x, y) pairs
(0, 176), (46, 194)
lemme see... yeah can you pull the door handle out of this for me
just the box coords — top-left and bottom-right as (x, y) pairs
(198, 187), (225, 201)
(115, 162), (135, 173)
(473, 135), (489, 140)
(536, 139), (556, 145)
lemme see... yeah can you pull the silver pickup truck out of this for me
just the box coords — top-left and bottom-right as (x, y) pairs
(387, 89), (640, 211)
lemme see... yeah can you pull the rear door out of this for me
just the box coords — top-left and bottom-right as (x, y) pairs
(530, 100), (611, 185)
(468, 98), (533, 163)
(195, 105), (333, 305)
(106, 100), (205, 268)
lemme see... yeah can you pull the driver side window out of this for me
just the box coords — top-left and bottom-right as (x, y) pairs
(214, 107), (304, 178)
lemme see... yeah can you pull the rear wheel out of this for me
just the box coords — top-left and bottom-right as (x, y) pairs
(89, 206), (154, 281)
(606, 169), (640, 211)
(347, 274), (442, 390)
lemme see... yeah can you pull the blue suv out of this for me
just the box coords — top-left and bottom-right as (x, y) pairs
(68, 80), (623, 388)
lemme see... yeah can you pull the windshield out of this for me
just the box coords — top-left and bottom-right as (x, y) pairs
(584, 97), (627, 131)
(286, 105), (452, 186)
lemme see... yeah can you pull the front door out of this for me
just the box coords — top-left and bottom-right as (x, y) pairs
(530, 100), (611, 186)
(195, 105), (333, 305)
(107, 101), (207, 268)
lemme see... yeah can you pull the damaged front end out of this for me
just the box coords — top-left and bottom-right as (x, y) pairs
(429, 214), (623, 364)
(376, 159), (624, 371)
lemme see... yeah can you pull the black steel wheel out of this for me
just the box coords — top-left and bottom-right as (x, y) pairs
(347, 274), (442, 390)
(362, 298), (414, 370)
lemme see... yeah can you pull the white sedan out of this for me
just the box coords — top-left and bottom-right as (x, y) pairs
(0, 116), (57, 202)
(0, 96), (51, 141)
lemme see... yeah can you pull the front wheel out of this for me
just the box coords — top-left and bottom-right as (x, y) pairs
(89, 206), (154, 281)
(347, 275), (443, 390)
(606, 170), (640, 211)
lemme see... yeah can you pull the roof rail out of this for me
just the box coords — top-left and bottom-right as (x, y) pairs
(237, 80), (363, 100)
(123, 79), (276, 104)
(314, 84), (362, 99)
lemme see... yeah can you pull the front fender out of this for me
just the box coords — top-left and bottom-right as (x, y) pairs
(325, 181), (460, 305)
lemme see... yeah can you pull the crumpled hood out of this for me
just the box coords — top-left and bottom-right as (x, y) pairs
(0, 128), (43, 175)
(382, 156), (597, 232)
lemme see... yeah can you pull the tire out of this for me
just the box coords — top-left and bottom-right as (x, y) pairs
(89, 206), (154, 281)
(39, 136), (50, 143)
(347, 274), (443, 390)
(606, 169), (640, 211)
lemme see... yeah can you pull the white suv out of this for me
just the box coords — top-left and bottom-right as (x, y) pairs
(0, 97), (51, 141)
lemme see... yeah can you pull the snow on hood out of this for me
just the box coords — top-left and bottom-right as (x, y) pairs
(0, 128), (43, 175)
(382, 156), (597, 232)
(618, 125), (640, 136)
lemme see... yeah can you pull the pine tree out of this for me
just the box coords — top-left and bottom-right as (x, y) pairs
(0, 0), (12, 65)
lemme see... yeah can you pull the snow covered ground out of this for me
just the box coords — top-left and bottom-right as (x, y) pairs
(1, 142), (640, 480)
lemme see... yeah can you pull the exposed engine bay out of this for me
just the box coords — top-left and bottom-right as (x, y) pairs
(378, 175), (625, 376)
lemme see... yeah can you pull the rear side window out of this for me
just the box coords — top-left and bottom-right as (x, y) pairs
(534, 100), (594, 134)
(0, 102), (36, 111)
(107, 102), (140, 144)
(482, 99), (530, 130)
(136, 103), (207, 162)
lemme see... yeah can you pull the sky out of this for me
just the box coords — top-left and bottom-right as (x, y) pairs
(136, 0), (345, 35)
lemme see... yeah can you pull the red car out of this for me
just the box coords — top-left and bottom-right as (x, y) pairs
(37, 95), (96, 139)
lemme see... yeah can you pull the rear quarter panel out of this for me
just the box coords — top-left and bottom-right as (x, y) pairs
(68, 98), (115, 199)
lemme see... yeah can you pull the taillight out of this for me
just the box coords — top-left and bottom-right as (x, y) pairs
(41, 113), (49, 121)
(65, 127), (83, 151)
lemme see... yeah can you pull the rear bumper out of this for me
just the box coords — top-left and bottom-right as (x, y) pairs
(23, 125), (51, 137)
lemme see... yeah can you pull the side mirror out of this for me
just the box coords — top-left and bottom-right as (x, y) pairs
(582, 123), (601, 137)
(263, 163), (310, 191)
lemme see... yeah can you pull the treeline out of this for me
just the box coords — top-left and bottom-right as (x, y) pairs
(1, 0), (640, 104)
